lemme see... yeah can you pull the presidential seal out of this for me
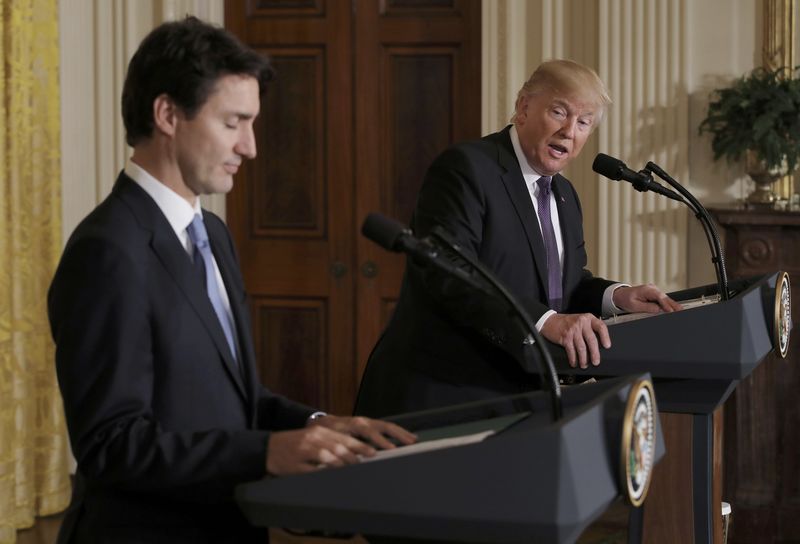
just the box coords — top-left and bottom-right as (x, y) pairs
(774, 271), (792, 359)
(621, 379), (657, 507)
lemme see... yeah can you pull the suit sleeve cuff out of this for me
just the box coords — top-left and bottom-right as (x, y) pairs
(535, 309), (557, 331)
(306, 411), (327, 425)
(602, 283), (630, 317)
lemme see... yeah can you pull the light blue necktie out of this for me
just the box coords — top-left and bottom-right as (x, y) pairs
(186, 214), (238, 363)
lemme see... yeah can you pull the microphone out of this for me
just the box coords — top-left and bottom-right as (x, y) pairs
(592, 153), (682, 202)
(361, 213), (486, 292)
(361, 213), (437, 264)
(593, 156), (730, 299)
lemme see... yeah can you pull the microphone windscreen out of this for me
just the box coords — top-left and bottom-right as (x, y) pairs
(592, 153), (625, 180)
(361, 213), (406, 251)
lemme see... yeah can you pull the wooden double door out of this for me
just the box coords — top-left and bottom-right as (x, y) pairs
(225, 0), (481, 415)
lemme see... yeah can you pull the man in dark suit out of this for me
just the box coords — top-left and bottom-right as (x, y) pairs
(355, 59), (681, 418)
(48, 17), (414, 543)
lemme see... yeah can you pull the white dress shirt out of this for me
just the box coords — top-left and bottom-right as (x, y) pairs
(125, 160), (237, 328)
(508, 126), (624, 326)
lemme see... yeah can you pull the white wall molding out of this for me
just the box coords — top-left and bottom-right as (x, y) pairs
(594, 0), (689, 289)
(482, 0), (532, 135)
(59, 0), (226, 244)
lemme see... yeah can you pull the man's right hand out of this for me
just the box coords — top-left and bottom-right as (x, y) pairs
(540, 313), (611, 369)
(266, 417), (416, 476)
(266, 426), (377, 475)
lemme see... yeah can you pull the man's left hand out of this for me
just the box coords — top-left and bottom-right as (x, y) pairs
(308, 415), (417, 450)
(613, 284), (683, 314)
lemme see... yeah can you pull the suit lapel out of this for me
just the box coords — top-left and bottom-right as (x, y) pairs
(493, 128), (550, 293)
(114, 174), (248, 401)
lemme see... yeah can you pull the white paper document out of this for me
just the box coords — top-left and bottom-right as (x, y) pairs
(360, 430), (496, 463)
(604, 294), (721, 325)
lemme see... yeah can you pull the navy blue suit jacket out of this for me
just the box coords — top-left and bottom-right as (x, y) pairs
(49, 173), (313, 543)
(355, 127), (614, 417)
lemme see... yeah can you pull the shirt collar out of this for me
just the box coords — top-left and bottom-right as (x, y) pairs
(125, 160), (201, 237)
(510, 125), (549, 182)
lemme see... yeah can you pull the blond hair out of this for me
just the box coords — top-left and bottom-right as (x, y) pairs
(510, 59), (612, 124)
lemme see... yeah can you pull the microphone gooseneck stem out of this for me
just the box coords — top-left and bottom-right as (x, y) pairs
(645, 162), (730, 300)
(429, 226), (563, 421)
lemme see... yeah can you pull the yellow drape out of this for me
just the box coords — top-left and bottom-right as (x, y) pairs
(0, 0), (71, 542)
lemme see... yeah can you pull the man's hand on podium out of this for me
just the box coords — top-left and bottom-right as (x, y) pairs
(613, 283), (682, 314)
(266, 416), (416, 475)
(541, 313), (610, 369)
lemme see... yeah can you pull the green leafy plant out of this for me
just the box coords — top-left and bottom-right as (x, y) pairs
(699, 66), (800, 174)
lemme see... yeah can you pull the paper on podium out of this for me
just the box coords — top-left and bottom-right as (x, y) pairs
(361, 412), (530, 463)
(603, 294), (721, 325)
(361, 430), (495, 463)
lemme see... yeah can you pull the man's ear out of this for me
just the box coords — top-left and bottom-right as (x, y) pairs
(152, 94), (178, 137)
(514, 95), (529, 123)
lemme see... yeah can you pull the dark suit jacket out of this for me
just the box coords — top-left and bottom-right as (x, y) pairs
(355, 126), (614, 418)
(48, 173), (314, 543)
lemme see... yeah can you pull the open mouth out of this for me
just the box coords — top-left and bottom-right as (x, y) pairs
(549, 143), (568, 156)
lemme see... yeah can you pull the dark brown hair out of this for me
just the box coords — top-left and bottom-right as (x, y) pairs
(122, 16), (273, 146)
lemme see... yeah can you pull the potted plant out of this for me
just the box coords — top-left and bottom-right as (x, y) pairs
(699, 65), (800, 204)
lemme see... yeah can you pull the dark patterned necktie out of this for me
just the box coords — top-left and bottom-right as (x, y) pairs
(536, 176), (563, 311)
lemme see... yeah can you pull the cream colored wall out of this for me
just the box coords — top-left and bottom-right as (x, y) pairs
(686, 1), (759, 285)
(58, 0), (225, 244)
(483, 0), (758, 291)
(61, 0), (761, 290)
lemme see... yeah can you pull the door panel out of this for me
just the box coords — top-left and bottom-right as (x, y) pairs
(255, 50), (326, 235)
(354, 0), (481, 374)
(383, 49), (454, 222)
(252, 297), (328, 408)
(226, 0), (355, 415)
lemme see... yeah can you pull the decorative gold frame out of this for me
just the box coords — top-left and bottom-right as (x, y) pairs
(620, 378), (657, 508)
(763, 0), (797, 199)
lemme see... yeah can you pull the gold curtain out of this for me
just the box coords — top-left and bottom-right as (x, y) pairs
(763, 0), (797, 199)
(0, 0), (71, 542)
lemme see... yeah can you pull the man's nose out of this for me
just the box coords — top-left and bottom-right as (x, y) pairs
(559, 118), (576, 139)
(236, 126), (257, 159)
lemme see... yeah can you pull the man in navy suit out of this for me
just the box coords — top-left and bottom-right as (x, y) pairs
(48, 17), (414, 543)
(355, 59), (681, 418)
